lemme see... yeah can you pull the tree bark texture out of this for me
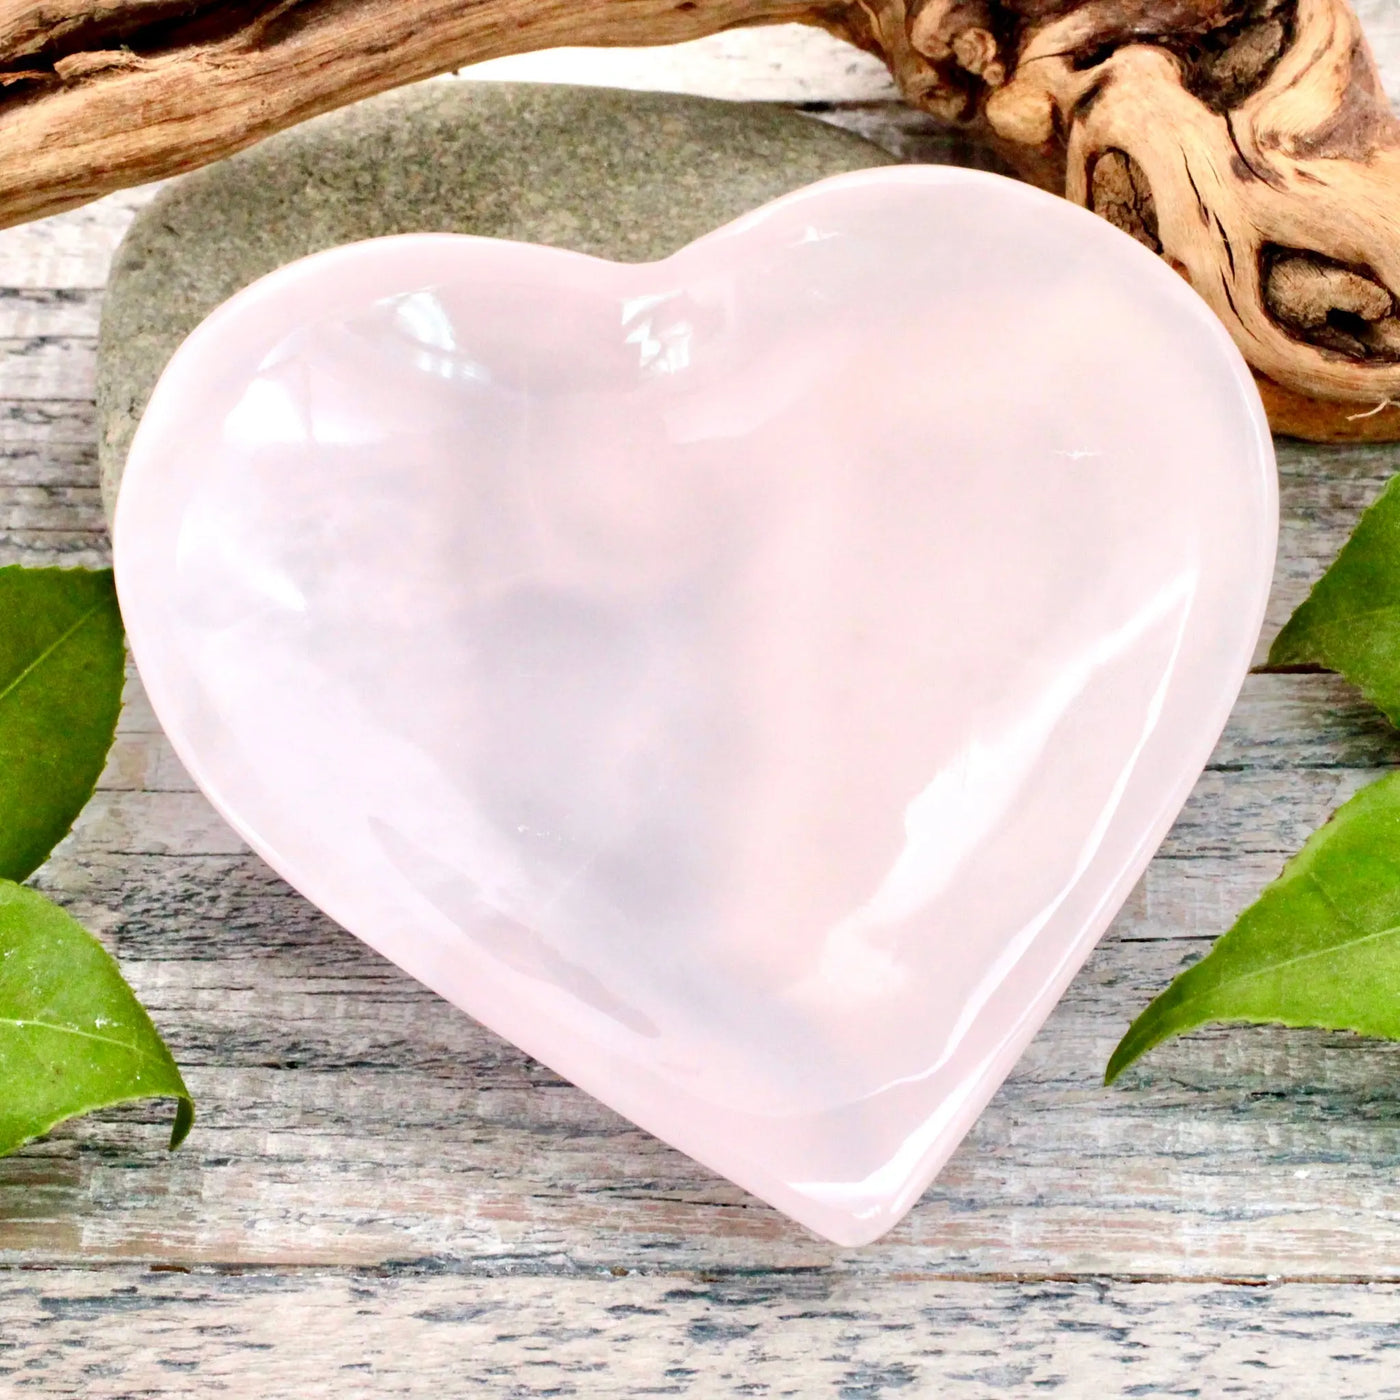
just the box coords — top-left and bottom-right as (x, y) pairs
(2, 0), (1399, 439)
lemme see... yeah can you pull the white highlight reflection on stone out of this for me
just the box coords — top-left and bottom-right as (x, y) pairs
(114, 168), (1277, 1246)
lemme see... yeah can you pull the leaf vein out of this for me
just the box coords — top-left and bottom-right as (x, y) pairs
(0, 1016), (166, 1067)
(0, 600), (107, 710)
(1200, 917), (1400, 996)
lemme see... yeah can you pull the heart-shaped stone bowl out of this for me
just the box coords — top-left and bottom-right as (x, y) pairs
(113, 165), (1276, 1247)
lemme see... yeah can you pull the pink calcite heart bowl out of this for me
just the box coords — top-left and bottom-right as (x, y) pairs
(113, 166), (1277, 1246)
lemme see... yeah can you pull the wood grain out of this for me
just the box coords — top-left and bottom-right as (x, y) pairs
(4, 60), (1400, 1393)
(8, 1271), (1400, 1397)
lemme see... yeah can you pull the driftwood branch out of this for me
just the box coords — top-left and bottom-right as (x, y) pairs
(3, 0), (1400, 440)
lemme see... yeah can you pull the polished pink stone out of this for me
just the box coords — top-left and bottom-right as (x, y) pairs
(113, 167), (1276, 1246)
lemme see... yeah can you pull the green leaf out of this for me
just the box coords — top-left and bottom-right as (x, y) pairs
(0, 565), (125, 881)
(0, 880), (191, 1155)
(1107, 770), (1400, 1083)
(1269, 473), (1400, 724)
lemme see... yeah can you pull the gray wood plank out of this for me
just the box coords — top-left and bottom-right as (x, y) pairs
(4, 1270), (1400, 1398)
(460, 23), (901, 103)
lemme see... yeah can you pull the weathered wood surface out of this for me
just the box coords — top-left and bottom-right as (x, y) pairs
(7, 31), (1400, 1396)
(9, 1273), (1400, 1399)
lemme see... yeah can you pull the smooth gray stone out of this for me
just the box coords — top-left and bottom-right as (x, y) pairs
(97, 81), (897, 514)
